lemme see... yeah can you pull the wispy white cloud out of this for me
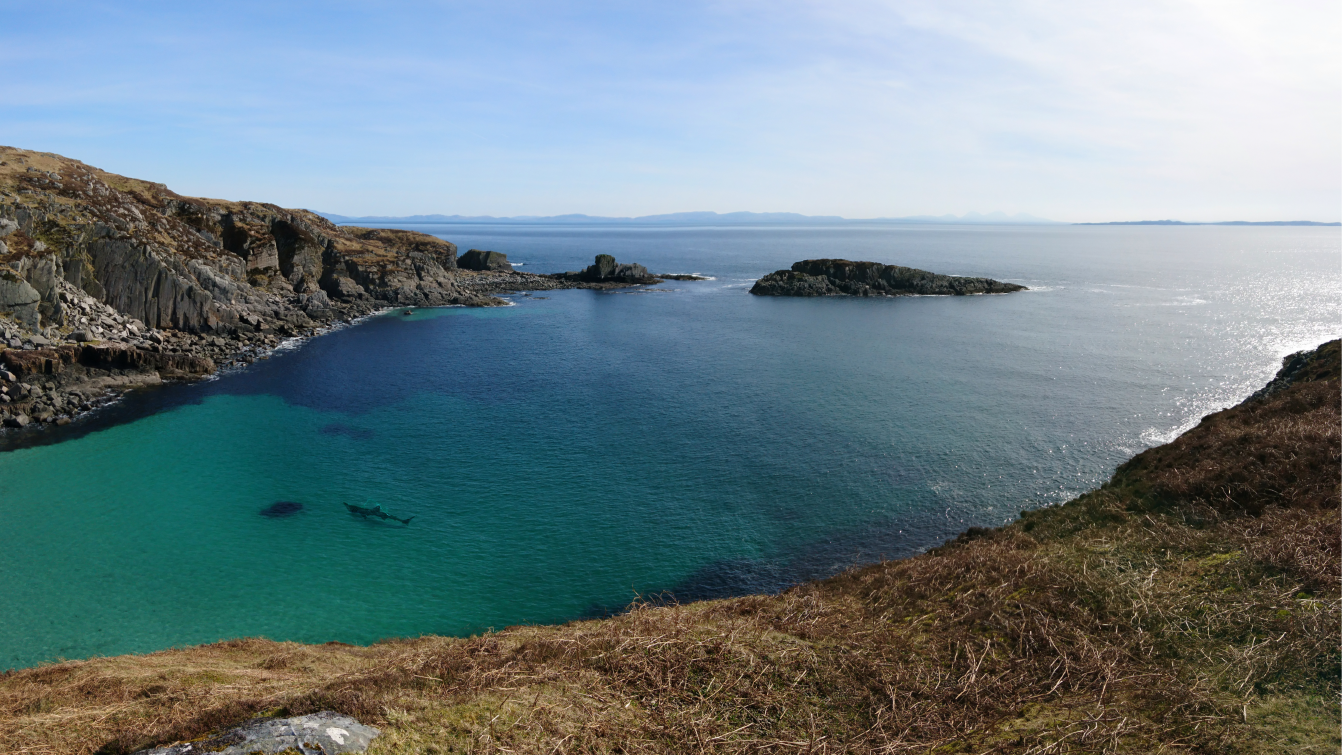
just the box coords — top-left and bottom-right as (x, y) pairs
(0, 0), (1335, 219)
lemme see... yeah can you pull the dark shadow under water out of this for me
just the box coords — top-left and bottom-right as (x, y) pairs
(578, 511), (957, 619)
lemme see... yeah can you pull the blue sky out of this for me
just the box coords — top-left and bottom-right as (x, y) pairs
(1, 1), (1338, 220)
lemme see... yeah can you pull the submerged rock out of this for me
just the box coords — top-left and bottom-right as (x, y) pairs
(259, 501), (303, 517)
(319, 423), (375, 440)
(751, 259), (1026, 297)
(135, 711), (378, 754)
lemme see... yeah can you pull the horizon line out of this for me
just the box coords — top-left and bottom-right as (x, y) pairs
(313, 210), (1340, 227)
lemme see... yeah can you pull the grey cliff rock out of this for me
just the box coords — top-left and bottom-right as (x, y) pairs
(0, 270), (41, 328)
(134, 711), (378, 755)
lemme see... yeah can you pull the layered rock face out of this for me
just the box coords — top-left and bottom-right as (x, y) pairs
(0, 146), (565, 431)
(0, 146), (504, 342)
(0, 146), (687, 432)
(751, 259), (1026, 297)
(458, 249), (513, 272)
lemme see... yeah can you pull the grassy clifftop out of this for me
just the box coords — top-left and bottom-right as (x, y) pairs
(2, 342), (1337, 754)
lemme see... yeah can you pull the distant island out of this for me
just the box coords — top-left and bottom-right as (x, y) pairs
(318, 210), (1060, 226)
(1076, 220), (1340, 226)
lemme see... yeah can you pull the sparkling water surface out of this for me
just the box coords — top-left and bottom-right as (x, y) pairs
(1, 224), (1337, 669)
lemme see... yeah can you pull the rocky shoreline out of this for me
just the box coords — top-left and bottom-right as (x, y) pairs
(0, 146), (697, 436)
(0, 262), (682, 434)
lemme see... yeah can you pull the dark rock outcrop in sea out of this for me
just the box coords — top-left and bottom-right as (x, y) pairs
(555, 254), (659, 285)
(458, 249), (513, 272)
(750, 259), (1027, 297)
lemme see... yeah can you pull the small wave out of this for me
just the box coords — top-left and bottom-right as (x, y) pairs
(1141, 423), (1193, 447)
(1121, 296), (1210, 308)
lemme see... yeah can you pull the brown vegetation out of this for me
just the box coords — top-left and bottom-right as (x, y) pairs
(1113, 341), (1340, 515)
(1, 343), (1337, 754)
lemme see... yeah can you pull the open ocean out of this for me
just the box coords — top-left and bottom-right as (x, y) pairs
(0, 223), (1337, 670)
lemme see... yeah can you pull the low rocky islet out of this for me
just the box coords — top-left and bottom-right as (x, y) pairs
(750, 258), (1026, 297)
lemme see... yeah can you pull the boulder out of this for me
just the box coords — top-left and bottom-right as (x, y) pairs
(134, 711), (379, 755)
(3, 413), (28, 428)
(328, 275), (366, 300)
(0, 218), (17, 238)
(0, 270), (42, 328)
(458, 249), (513, 272)
(300, 289), (332, 315)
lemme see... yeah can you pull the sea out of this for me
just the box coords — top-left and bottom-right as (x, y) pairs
(0, 223), (1337, 670)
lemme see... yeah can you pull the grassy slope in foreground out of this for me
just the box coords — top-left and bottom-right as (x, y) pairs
(1, 342), (1337, 754)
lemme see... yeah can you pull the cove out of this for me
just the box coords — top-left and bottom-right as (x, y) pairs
(1, 224), (1337, 670)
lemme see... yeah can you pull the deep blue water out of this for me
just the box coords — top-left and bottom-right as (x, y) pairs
(0, 224), (1337, 670)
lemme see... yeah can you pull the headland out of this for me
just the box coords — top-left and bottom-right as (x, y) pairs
(0, 146), (693, 436)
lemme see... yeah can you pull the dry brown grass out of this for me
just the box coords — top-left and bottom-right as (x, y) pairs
(1, 344), (1337, 754)
(1114, 380), (1339, 514)
(6, 512), (1335, 755)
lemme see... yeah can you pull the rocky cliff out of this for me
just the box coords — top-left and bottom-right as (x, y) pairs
(750, 258), (1026, 297)
(0, 146), (607, 431)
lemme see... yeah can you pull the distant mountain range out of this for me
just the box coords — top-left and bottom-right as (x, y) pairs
(1076, 220), (1339, 226)
(315, 210), (1060, 226)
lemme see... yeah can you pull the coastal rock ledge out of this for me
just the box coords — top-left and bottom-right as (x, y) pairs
(750, 259), (1026, 297)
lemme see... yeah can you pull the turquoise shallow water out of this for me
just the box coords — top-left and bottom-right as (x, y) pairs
(1, 224), (1337, 669)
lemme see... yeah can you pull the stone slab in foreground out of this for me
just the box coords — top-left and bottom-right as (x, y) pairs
(135, 711), (378, 755)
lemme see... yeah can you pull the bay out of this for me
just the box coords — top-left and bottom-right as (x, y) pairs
(0, 224), (1336, 670)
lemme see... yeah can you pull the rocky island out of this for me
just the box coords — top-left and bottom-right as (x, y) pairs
(553, 253), (659, 285)
(751, 258), (1026, 297)
(0, 147), (685, 433)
